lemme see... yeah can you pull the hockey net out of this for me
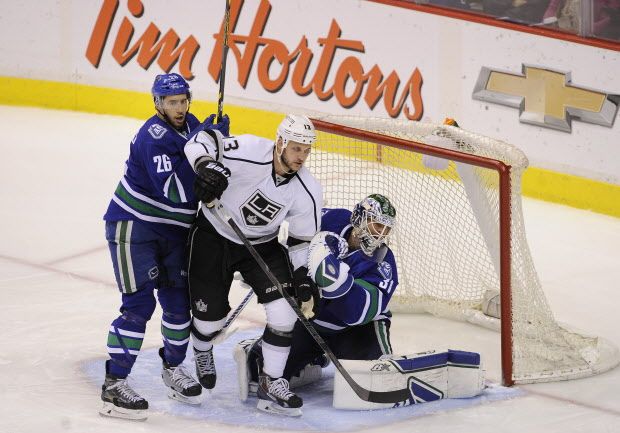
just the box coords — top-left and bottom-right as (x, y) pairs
(307, 115), (619, 385)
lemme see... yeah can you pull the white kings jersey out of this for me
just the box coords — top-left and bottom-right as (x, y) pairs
(184, 131), (323, 249)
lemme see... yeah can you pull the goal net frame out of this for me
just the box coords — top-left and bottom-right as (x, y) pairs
(308, 116), (619, 386)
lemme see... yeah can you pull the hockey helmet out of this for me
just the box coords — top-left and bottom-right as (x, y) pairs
(152, 73), (191, 107)
(276, 114), (316, 148)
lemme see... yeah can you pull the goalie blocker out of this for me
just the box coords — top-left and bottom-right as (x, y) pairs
(333, 349), (485, 410)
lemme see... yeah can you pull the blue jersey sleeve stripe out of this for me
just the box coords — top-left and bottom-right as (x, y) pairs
(119, 179), (196, 214)
(374, 320), (392, 355)
(115, 181), (195, 224)
(354, 278), (380, 324)
(114, 187), (194, 224)
(111, 197), (192, 228)
(164, 173), (182, 203)
(163, 173), (188, 203)
(175, 173), (188, 203)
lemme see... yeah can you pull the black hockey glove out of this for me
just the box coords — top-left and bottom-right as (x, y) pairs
(293, 266), (320, 319)
(194, 160), (231, 204)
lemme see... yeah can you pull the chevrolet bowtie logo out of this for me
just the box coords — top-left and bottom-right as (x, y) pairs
(473, 65), (619, 132)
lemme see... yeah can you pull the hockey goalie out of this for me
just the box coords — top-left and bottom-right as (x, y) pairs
(234, 194), (485, 413)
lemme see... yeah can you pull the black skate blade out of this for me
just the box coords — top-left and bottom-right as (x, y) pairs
(257, 399), (302, 417)
(99, 402), (148, 421)
(167, 389), (202, 405)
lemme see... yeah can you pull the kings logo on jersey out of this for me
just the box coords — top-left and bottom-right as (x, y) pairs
(240, 190), (284, 227)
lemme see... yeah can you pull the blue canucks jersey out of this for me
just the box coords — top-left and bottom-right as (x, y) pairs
(104, 114), (201, 232)
(311, 208), (399, 333)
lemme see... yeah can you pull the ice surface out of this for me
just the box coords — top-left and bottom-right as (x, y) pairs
(1, 106), (619, 433)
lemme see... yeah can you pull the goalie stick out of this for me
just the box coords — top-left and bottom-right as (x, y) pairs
(212, 200), (412, 404)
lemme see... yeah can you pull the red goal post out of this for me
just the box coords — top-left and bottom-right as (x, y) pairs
(307, 116), (619, 386)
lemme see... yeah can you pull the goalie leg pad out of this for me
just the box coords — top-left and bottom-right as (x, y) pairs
(333, 349), (485, 410)
(446, 350), (486, 398)
(234, 338), (261, 401)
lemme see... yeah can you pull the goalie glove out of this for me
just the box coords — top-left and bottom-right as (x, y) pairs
(292, 267), (320, 319)
(308, 232), (353, 300)
(194, 160), (231, 204)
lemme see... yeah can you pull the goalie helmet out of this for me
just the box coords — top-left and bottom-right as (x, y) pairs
(152, 73), (191, 107)
(276, 114), (316, 148)
(351, 194), (396, 257)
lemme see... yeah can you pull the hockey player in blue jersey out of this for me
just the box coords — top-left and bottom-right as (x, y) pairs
(100, 73), (229, 420)
(234, 194), (398, 407)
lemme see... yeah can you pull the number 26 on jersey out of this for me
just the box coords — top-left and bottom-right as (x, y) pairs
(153, 154), (172, 172)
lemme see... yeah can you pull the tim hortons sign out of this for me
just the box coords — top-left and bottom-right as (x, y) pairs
(85, 0), (424, 120)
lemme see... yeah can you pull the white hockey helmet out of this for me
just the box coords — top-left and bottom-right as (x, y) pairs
(276, 114), (316, 148)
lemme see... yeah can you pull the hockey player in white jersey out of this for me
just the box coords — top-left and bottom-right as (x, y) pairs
(184, 114), (323, 416)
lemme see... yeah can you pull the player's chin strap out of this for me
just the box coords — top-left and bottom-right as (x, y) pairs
(211, 199), (412, 404)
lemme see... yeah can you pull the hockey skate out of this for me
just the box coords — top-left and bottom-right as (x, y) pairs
(235, 338), (326, 401)
(257, 374), (303, 417)
(194, 346), (216, 389)
(99, 374), (148, 421)
(160, 348), (202, 405)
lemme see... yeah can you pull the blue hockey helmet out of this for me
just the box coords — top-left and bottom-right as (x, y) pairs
(151, 73), (191, 106)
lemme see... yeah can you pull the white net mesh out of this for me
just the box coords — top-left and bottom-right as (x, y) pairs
(307, 115), (619, 384)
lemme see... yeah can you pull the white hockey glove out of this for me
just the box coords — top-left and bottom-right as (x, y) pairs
(308, 232), (352, 300)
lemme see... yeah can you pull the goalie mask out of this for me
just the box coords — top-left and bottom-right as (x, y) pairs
(351, 194), (396, 257)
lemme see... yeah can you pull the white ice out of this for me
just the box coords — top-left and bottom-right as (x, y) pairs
(1, 106), (619, 433)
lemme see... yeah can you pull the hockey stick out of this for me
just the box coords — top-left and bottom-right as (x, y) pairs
(210, 279), (255, 344)
(216, 0), (231, 123)
(212, 200), (412, 404)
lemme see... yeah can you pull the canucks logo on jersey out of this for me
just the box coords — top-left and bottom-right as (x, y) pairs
(148, 124), (167, 139)
(378, 261), (392, 279)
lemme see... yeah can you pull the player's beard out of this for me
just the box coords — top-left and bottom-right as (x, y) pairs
(157, 107), (186, 131)
(280, 151), (301, 174)
(167, 112), (186, 131)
